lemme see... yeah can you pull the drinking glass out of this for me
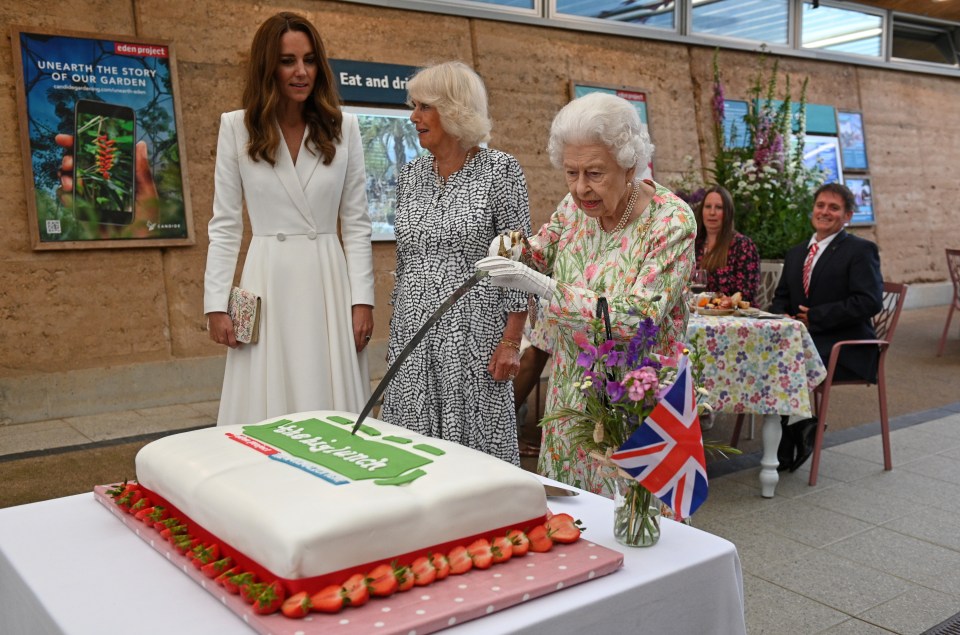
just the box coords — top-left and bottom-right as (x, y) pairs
(690, 269), (708, 296)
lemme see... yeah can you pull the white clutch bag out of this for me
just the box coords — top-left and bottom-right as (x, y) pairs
(227, 287), (261, 344)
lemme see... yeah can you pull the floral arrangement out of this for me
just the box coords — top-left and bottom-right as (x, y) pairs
(712, 50), (827, 259)
(675, 50), (826, 260)
(542, 315), (736, 546)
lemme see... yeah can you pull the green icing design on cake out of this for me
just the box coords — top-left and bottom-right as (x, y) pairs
(374, 469), (427, 486)
(324, 415), (380, 436)
(413, 444), (445, 456)
(382, 436), (412, 444)
(241, 418), (433, 484)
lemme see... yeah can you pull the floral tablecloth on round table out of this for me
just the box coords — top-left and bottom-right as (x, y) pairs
(687, 315), (827, 418)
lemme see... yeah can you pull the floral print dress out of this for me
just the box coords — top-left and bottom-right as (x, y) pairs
(381, 149), (530, 465)
(695, 232), (761, 304)
(527, 181), (696, 497)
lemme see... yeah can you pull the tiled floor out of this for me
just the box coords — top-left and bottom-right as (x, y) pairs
(2, 402), (960, 634)
(697, 405), (960, 634)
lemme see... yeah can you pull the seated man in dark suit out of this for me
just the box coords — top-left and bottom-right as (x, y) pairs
(770, 183), (884, 472)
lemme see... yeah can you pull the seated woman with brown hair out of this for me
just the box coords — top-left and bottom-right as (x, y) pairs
(695, 185), (760, 304)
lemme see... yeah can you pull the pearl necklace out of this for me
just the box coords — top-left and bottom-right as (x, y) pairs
(433, 147), (477, 188)
(602, 179), (641, 234)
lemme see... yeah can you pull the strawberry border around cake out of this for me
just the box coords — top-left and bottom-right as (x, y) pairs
(94, 484), (624, 634)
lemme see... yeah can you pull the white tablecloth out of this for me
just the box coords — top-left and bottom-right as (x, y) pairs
(0, 479), (746, 635)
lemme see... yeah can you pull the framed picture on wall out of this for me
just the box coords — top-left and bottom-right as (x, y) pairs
(569, 81), (654, 179)
(723, 99), (750, 148)
(837, 110), (869, 172)
(844, 176), (875, 225)
(802, 134), (843, 185)
(11, 26), (193, 250)
(343, 104), (427, 241)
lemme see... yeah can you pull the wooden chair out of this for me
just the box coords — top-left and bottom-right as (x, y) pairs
(729, 261), (785, 446)
(807, 281), (908, 486)
(936, 249), (960, 356)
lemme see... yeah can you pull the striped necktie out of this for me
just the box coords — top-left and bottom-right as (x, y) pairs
(802, 242), (820, 296)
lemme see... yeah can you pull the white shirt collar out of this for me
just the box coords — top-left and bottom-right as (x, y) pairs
(808, 230), (842, 250)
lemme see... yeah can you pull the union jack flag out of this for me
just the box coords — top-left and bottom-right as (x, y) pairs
(610, 355), (708, 520)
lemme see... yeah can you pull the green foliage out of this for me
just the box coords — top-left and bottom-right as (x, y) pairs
(708, 50), (825, 259)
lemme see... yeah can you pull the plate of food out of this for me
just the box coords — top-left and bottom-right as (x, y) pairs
(697, 306), (736, 316)
(695, 292), (750, 316)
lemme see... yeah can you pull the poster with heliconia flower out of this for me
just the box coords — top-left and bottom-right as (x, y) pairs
(11, 27), (193, 249)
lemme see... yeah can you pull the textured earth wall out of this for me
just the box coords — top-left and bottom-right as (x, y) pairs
(1, 0), (957, 383)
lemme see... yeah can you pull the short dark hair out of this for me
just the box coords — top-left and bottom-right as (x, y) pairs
(814, 182), (857, 214)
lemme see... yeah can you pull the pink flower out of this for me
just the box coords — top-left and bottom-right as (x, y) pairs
(584, 263), (598, 282)
(625, 367), (659, 401)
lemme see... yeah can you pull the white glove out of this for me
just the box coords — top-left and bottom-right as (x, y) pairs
(476, 256), (556, 300)
(487, 232), (523, 260)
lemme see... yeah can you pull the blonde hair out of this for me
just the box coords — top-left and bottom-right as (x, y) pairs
(547, 92), (654, 172)
(407, 61), (491, 148)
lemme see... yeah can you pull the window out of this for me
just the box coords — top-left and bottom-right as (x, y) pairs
(892, 18), (958, 66)
(554, 0), (676, 29)
(469, 0), (535, 7)
(801, 2), (883, 58)
(691, 0), (789, 45)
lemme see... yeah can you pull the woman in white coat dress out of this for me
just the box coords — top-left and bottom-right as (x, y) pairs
(204, 12), (374, 427)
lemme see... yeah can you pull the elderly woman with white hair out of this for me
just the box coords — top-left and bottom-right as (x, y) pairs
(380, 61), (531, 465)
(477, 92), (696, 495)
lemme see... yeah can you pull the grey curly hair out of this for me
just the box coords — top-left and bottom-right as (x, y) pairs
(547, 92), (654, 172)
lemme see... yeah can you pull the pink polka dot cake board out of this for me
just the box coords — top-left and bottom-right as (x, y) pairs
(94, 485), (624, 635)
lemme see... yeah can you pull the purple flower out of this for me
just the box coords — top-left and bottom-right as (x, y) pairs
(606, 380), (625, 402)
(712, 79), (725, 127)
(576, 350), (596, 369)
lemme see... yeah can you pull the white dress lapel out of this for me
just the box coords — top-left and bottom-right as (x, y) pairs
(296, 128), (321, 191)
(274, 126), (314, 225)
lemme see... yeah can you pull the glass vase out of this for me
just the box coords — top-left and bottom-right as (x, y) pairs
(612, 475), (661, 547)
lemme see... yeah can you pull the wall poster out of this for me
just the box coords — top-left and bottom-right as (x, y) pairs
(12, 27), (193, 250)
(722, 99), (750, 148)
(570, 81), (654, 179)
(802, 134), (843, 186)
(844, 176), (874, 225)
(344, 105), (427, 241)
(837, 110), (869, 172)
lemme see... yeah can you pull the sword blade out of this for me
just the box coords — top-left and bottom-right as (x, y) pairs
(350, 271), (487, 435)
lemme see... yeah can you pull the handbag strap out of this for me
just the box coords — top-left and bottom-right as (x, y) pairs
(594, 298), (617, 408)
(596, 297), (613, 341)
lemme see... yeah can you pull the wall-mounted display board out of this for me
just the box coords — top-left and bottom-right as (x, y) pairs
(722, 99), (750, 148)
(11, 27), (193, 250)
(569, 81), (654, 179)
(344, 105), (427, 241)
(803, 134), (843, 185)
(844, 176), (875, 226)
(837, 111), (869, 172)
(759, 100), (837, 135)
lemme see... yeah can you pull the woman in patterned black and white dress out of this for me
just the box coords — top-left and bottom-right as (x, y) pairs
(380, 61), (531, 465)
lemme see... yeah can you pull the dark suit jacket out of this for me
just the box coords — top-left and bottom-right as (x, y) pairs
(770, 230), (883, 381)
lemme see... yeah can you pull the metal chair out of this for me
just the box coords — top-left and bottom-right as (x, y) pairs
(936, 249), (960, 356)
(808, 281), (908, 486)
(729, 260), (785, 446)
(756, 261), (784, 311)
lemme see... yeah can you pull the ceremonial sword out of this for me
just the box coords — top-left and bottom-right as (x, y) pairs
(350, 270), (488, 435)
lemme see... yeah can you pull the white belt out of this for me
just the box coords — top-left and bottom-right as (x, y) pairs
(255, 230), (324, 241)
